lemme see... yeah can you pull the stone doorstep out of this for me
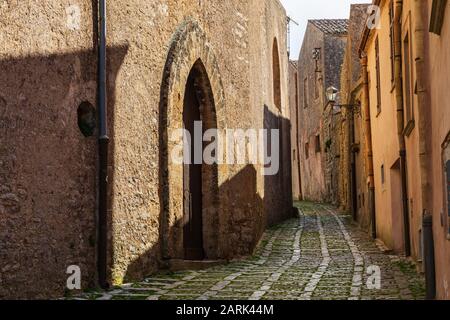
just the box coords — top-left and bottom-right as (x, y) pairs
(164, 259), (228, 272)
(374, 239), (394, 254)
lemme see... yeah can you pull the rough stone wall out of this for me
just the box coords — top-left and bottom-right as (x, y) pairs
(0, 0), (291, 298)
(100, 0), (291, 288)
(0, 0), (101, 299)
(338, 4), (370, 228)
(297, 22), (347, 203)
(289, 61), (302, 200)
(297, 23), (326, 202)
(246, 0), (291, 228)
(323, 34), (347, 205)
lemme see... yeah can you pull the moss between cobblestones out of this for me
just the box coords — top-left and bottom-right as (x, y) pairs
(69, 202), (426, 301)
(393, 260), (426, 298)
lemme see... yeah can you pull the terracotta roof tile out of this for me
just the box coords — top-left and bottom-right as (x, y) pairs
(309, 19), (349, 35)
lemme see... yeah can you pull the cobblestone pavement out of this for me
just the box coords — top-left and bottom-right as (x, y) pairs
(74, 202), (425, 300)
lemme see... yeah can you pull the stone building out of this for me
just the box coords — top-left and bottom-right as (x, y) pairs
(296, 19), (348, 202)
(0, 0), (293, 298)
(289, 60), (302, 200)
(338, 4), (371, 230)
(359, 0), (450, 299)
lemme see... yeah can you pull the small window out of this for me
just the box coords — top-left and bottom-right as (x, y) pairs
(381, 165), (385, 184)
(389, 1), (395, 84)
(315, 135), (321, 153)
(403, 29), (415, 128)
(313, 48), (322, 99)
(305, 142), (310, 159)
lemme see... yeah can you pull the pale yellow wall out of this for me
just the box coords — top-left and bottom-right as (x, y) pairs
(366, 0), (400, 249)
(401, 0), (424, 263)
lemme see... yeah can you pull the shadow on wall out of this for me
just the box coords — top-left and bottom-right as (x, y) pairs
(124, 111), (294, 283)
(0, 45), (128, 299)
(124, 105), (295, 282)
(124, 164), (264, 282)
(263, 105), (294, 226)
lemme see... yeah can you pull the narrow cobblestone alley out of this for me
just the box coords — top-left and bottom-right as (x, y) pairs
(73, 202), (425, 301)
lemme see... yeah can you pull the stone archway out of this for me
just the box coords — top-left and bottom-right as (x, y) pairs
(159, 19), (226, 261)
(272, 38), (282, 111)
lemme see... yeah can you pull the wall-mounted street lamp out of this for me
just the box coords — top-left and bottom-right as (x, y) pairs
(326, 86), (361, 114)
(326, 86), (339, 103)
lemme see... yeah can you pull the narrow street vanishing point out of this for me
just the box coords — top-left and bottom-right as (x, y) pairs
(72, 202), (425, 301)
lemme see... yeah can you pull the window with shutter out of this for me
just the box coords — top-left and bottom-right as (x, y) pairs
(375, 37), (382, 115)
(389, 1), (395, 84)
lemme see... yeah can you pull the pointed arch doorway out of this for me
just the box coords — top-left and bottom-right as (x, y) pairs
(183, 61), (205, 260)
(159, 20), (226, 263)
(182, 60), (219, 260)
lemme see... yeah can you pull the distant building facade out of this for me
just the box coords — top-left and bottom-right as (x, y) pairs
(289, 60), (302, 200)
(338, 4), (371, 229)
(296, 19), (348, 202)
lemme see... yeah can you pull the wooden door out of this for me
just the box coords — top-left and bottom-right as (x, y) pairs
(183, 71), (204, 260)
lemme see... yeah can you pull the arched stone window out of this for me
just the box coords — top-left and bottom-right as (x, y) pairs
(272, 38), (282, 111)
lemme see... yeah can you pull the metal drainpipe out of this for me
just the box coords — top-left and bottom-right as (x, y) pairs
(423, 215), (436, 299)
(414, 0), (435, 298)
(393, 0), (411, 256)
(97, 0), (109, 289)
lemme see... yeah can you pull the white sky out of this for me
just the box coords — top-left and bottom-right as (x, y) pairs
(280, 0), (372, 59)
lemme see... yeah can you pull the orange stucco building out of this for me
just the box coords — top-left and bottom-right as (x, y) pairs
(427, 0), (450, 301)
(360, 0), (450, 299)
